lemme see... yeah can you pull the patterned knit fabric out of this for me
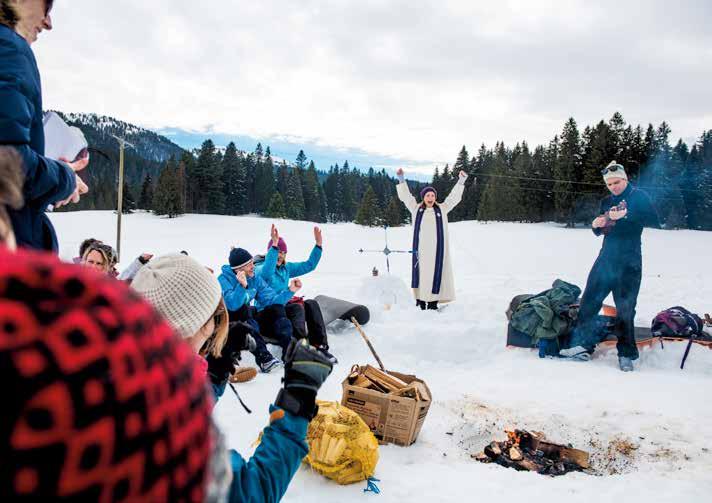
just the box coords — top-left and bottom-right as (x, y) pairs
(0, 248), (213, 502)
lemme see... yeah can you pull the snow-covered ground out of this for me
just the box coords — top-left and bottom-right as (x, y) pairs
(51, 211), (712, 502)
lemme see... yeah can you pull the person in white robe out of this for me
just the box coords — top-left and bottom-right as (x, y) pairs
(396, 168), (467, 309)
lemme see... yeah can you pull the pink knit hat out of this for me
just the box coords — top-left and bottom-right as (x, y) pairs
(267, 237), (288, 254)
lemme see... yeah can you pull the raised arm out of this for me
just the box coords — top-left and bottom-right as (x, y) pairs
(441, 170), (468, 213)
(286, 229), (323, 277)
(395, 168), (418, 212)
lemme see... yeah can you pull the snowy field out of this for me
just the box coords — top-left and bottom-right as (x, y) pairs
(51, 211), (712, 503)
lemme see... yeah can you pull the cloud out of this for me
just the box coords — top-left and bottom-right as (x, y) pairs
(35, 0), (712, 170)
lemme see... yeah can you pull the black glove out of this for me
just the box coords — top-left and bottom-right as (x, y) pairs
(206, 322), (258, 386)
(275, 338), (333, 419)
(207, 353), (235, 386)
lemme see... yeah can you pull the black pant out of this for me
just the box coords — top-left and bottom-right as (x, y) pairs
(570, 255), (642, 359)
(285, 299), (328, 348)
(255, 304), (293, 359)
(227, 304), (275, 365)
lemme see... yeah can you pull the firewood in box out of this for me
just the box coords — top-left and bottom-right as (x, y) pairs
(362, 365), (408, 392)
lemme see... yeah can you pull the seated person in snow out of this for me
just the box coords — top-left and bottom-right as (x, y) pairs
(218, 246), (300, 373)
(255, 224), (337, 364)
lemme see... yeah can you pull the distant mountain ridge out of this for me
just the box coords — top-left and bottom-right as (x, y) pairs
(55, 111), (186, 163)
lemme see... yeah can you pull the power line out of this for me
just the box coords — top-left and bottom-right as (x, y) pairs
(470, 172), (710, 194)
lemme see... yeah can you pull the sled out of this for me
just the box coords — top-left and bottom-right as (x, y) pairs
(314, 295), (370, 326)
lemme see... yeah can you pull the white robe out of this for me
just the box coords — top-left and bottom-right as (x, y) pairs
(397, 180), (465, 303)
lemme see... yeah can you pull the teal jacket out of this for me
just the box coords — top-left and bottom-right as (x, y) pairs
(218, 265), (294, 312)
(255, 245), (322, 306)
(227, 406), (308, 503)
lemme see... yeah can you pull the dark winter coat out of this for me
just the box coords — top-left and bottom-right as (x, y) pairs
(0, 23), (76, 251)
(593, 184), (660, 261)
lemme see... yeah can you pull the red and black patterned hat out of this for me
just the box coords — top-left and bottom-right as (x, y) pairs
(0, 248), (213, 502)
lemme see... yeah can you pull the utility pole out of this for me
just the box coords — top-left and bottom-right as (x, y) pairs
(111, 135), (135, 262)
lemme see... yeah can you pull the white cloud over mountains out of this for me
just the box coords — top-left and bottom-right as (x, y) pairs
(35, 0), (712, 174)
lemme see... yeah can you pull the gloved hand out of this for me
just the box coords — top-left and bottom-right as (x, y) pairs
(206, 322), (258, 386)
(275, 338), (334, 419)
(207, 353), (235, 386)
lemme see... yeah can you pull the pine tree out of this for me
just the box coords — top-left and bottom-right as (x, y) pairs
(193, 140), (222, 213)
(254, 147), (275, 213)
(266, 192), (286, 218)
(303, 161), (321, 222)
(450, 146), (470, 221)
(477, 143), (513, 221)
(554, 118), (582, 226)
(324, 165), (341, 221)
(285, 169), (305, 220)
(355, 186), (381, 226)
(340, 161), (356, 221)
(295, 149), (308, 170)
(384, 195), (404, 227)
(222, 142), (245, 215)
(153, 159), (185, 218)
(276, 161), (289, 199)
(121, 181), (136, 213)
(138, 174), (153, 210)
(317, 183), (328, 223)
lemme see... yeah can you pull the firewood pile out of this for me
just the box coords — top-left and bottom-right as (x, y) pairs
(473, 429), (590, 476)
(348, 365), (430, 401)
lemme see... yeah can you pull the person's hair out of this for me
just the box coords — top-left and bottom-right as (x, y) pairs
(0, 1), (53, 29)
(201, 298), (229, 358)
(0, 147), (24, 244)
(0, 1), (19, 29)
(81, 243), (114, 272)
(79, 237), (102, 258)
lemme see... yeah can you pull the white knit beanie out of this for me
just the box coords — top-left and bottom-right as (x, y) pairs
(132, 253), (222, 339)
(602, 160), (628, 182)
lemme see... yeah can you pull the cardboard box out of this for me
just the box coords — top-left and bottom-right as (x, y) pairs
(341, 367), (432, 446)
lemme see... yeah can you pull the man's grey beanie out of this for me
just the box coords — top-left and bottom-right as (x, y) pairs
(132, 253), (222, 339)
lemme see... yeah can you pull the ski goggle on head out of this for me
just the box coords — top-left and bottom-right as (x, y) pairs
(601, 163), (624, 175)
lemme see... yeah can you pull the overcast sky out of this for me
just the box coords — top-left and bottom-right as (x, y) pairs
(35, 0), (712, 174)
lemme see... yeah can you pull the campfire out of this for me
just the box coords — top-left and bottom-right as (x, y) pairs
(473, 429), (590, 476)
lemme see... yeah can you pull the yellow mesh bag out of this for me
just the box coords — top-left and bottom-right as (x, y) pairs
(304, 400), (379, 484)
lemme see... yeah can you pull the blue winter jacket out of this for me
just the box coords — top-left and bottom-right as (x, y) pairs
(255, 245), (322, 302)
(218, 264), (295, 312)
(0, 25), (76, 251)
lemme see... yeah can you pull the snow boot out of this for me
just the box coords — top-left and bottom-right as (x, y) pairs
(559, 345), (592, 361)
(416, 300), (426, 310)
(259, 356), (283, 373)
(427, 301), (439, 310)
(618, 356), (634, 372)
